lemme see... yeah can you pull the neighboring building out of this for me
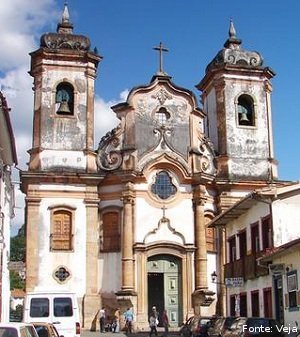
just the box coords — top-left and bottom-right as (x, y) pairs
(0, 91), (18, 321)
(20, 5), (288, 330)
(209, 183), (300, 322)
(260, 237), (300, 326)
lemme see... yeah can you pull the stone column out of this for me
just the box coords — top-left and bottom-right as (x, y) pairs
(82, 187), (100, 329)
(121, 183), (135, 292)
(193, 185), (208, 290)
(25, 197), (41, 291)
(116, 183), (136, 331)
(216, 226), (227, 316)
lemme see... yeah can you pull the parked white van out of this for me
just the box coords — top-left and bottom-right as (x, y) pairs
(23, 292), (80, 337)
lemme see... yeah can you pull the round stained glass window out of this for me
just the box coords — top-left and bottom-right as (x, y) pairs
(151, 171), (177, 200)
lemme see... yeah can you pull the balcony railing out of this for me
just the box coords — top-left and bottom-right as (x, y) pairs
(224, 252), (269, 281)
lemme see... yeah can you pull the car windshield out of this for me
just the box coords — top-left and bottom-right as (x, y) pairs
(34, 326), (49, 337)
(0, 328), (18, 337)
(247, 319), (269, 328)
(20, 326), (37, 337)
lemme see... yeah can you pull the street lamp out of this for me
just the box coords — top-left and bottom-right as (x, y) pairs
(211, 271), (226, 285)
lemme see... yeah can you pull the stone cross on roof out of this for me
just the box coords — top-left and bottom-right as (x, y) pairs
(153, 42), (168, 75)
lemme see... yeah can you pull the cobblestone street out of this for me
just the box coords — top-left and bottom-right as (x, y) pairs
(81, 328), (179, 337)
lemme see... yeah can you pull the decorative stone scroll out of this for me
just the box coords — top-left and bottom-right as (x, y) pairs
(40, 33), (91, 51)
(96, 126), (123, 171)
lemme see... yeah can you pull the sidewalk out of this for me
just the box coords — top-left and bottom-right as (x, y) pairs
(82, 331), (126, 337)
(81, 329), (179, 337)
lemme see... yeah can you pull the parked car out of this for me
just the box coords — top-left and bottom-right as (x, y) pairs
(180, 316), (213, 337)
(32, 323), (61, 337)
(208, 316), (236, 337)
(223, 317), (284, 337)
(0, 322), (38, 337)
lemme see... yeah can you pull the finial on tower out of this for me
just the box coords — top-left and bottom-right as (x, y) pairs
(229, 19), (237, 39)
(57, 1), (73, 34)
(62, 1), (70, 24)
(224, 19), (241, 49)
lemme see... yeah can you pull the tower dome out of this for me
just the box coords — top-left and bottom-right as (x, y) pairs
(205, 20), (263, 73)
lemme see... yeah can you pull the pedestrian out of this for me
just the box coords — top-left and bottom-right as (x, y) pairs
(113, 308), (120, 333)
(149, 313), (158, 337)
(99, 307), (105, 333)
(124, 307), (134, 334)
(151, 306), (159, 325)
(161, 310), (169, 337)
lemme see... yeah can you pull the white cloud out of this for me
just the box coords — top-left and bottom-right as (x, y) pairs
(0, 1), (129, 235)
(0, 0), (57, 71)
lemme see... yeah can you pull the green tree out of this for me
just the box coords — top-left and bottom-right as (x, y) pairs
(10, 270), (25, 290)
(10, 225), (25, 261)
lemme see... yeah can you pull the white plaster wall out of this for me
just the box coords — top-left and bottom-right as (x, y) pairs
(271, 250), (300, 326)
(0, 170), (14, 322)
(207, 252), (217, 295)
(40, 150), (86, 170)
(205, 89), (218, 150)
(99, 252), (121, 292)
(226, 274), (272, 316)
(35, 195), (87, 297)
(135, 197), (194, 244)
(226, 202), (270, 258)
(272, 195), (300, 246)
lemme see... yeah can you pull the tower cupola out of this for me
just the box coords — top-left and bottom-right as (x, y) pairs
(28, 3), (101, 172)
(197, 21), (277, 182)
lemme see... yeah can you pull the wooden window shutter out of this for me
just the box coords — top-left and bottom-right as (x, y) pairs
(284, 293), (289, 308)
(297, 290), (300, 306)
(51, 210), (72, 250)
(102, 212), (120, 252)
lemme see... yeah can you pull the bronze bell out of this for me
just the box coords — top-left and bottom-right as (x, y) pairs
(239, 112), (250, 124)
(57, 100), (71, 114)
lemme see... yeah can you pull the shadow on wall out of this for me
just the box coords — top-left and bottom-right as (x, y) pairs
(90, 309), (99, 331)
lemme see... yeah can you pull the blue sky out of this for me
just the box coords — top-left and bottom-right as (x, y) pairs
(71, 0), (299, 181)
(0, 0), (299, 231)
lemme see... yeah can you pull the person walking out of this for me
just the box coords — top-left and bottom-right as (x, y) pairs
(149, 313), (158, 337)
(99, 307), (106, 333)
(124, 307), (134, 334)
(161, 310), (170, 337)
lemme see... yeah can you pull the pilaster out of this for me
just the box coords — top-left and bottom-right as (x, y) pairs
(83, 189), (100, 329)
(25, 197), (41, 291)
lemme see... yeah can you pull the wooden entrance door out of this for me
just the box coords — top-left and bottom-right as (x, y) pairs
(147, 255), (182, 327)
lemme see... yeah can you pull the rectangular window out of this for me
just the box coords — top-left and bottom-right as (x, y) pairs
(238, 230), (247, 258)
(287, 272), (298, 308)
(251, 222), (259, 253)
(54, 297), (73, 317)
(240, 293), (248, 317)
(251, 290), (259, 317)
(228, 236), (236, 262)
(230, 295), (236, 316)
(263, 287), (272, 318)
(262, 216), (272, 250)
(30, 298), (49, 318)
(101, 211), (121, 252)
(50, 209), (74, 251)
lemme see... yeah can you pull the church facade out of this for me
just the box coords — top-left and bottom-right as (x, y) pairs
(21, 5), (282, 330)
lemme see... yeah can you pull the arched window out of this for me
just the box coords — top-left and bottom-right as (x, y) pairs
(237, 94), (255, 126)
(55, 82), (74, 115)
(101, 211), (121, 252)
(151, 171), (177, 200)
(50, 209), (73, 251)
(156, 107), (170, 125)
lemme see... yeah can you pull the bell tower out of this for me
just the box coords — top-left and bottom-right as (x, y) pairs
(197, 21), (278, 181)
(28, 3), (101, 172)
